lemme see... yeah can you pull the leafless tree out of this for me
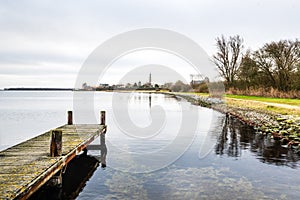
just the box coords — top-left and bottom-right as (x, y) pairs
(253, 39), (300, 91)
(213, 35), (244, 87)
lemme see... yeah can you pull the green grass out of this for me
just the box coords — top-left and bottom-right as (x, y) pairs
(226, 94), (300, 106)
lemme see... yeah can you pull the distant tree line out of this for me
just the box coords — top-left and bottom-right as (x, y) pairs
(162, 81), (191, 92)
(212, 35), (300, 97)
(81, 80), (191, 92)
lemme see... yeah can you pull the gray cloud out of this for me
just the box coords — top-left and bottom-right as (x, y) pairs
(0, 0), (299, 88)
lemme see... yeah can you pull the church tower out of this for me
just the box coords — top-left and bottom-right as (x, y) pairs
(149, 73), (152, 86)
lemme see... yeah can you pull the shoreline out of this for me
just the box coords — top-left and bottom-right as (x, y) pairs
(2, 89), (299, 153)
(172, 92), (300, 154)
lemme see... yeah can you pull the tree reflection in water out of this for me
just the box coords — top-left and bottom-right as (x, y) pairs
(215, 114), (299, 168)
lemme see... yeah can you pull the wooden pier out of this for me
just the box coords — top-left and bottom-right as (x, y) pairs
(0, 111), (107, 200)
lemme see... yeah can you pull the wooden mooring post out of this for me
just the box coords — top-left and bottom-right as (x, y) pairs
(100, 111), (106, 125)
(49, 130), (62, 188)
(50, 130), (62, 157)
(68, 110), (73, 125)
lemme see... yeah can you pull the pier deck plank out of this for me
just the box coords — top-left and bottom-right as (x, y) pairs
(0, 124), (106, 200)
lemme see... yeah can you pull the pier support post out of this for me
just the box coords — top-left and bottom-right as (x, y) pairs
(68, 111), (73, 125)
(48, 170), (63, 188)
(100, 133), (107, 168)
(100, 111), (106, 125)
(50, 130), (62, 157)
(100, 110), (107, 168)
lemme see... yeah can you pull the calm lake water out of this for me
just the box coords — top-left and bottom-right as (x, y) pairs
(1, 91), (299, 199)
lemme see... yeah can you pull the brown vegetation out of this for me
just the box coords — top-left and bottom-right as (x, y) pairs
(226, 87), (300, 99)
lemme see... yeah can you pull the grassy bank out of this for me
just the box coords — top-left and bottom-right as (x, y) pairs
(179, 92), (300, 116)
(226, 94), (300, 106)
(225, 97), (300, 116)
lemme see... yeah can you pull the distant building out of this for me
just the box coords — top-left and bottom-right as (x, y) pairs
(82, 82), (95, 91)
(95, 83), (110, 91)
(190, 74), (208, 88)
(99, 83), (109, 88)
(115, 84), (125, 89)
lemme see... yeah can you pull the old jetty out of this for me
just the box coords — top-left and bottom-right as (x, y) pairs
(0, 111), (107, 200)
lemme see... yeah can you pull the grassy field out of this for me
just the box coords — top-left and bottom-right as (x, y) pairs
(226, 94), (300, 106)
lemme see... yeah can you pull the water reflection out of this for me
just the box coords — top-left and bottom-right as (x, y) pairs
(149, 94), (152, 108)
(29, 154), (100, 200)
(215, 114), (299, 168)
(215, 114), (240, 157)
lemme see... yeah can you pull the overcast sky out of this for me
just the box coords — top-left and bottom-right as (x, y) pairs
(0, 0), (299, 89)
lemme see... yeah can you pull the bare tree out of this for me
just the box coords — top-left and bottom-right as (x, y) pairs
(253, 39), (300, 91)
(213, 35), (244, 87)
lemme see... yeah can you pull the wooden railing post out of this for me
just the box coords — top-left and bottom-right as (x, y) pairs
(67, 111), (73, 125)
(50, 130), (62, 157)
(100, 111), (106, 125)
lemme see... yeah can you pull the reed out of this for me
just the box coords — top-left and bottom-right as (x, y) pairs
(226, 87), (300, 99)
